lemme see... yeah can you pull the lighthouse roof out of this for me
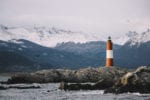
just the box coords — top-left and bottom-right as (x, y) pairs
(108, 36), (111, 40)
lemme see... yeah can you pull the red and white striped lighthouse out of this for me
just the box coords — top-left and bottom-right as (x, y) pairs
(105, 36), (113, 67)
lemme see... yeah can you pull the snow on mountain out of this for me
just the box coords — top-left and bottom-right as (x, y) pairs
(113, 31), (138, 45)
(0, 25), (99, 47)
(128, 29), (150, 46)
(0, 25), (149, 47)
(113, 29), (150, 46)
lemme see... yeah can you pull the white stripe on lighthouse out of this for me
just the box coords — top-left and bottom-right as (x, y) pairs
(106, 50), (113, 58)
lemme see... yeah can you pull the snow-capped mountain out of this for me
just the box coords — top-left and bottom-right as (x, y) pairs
(114, 29), (150, 68)
(0, 25), (150, 47)
(0, 25), (99, 47)
(113, 29), (150, 46)
(113, 31), (138, 45)
(0, 24), (150, 72)
(127, 29), (150, 46)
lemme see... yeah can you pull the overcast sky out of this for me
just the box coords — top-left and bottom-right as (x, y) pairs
(0, 0), (150, 38)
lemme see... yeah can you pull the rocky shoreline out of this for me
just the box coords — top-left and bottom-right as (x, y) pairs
(104, 66), (150, 94)
(6, 67), (127, 83)
(59, 66), (150, 94)
(2, 66), (150, 94)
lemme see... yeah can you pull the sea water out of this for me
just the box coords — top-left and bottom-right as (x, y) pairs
(0, 76), (150, 100)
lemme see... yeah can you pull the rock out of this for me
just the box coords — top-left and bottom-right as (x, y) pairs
(104, 66), (150, 94)
(5, 66), (150, 93)
(59, 82), (94, 90)
(9, 85), (41, 89)
(7, 73), (46, 84)
(93, 79), (114, 90)
(0, 84), (41, 90)
(59, 81), (68, 90)
(0, 85), (7, 90)
(7, 66), (127, 84)
(59, 79), (114, 91)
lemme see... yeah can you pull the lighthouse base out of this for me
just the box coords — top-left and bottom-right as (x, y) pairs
(105, 58), (113, 67)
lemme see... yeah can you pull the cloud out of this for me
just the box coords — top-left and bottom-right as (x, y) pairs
(0, 0), (149, 38)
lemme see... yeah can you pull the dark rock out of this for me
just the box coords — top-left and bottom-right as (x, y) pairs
(0, 84), (41, 90)
(8, 85), (40, 89)
(7, 66), (127, 84)
(59, 79), (115, 90)
(59, 82), (93, 90)
(93, 79), (114, 90)
(0, 86), (8, 90)
(104, 66), (150, 94)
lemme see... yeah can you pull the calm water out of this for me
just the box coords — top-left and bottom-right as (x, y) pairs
(0, 75), (11, 82)
(0, 76), (150, 100)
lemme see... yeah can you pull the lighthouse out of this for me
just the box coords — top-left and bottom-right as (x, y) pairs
(105, 36), (113, 67)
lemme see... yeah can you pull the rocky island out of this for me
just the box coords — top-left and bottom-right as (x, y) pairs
(7, 66), (127, 83)
(3, 66), (150, 94)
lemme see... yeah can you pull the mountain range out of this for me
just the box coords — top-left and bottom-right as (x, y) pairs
(115, 29), (150, 68)
(0, 25), (150, 72)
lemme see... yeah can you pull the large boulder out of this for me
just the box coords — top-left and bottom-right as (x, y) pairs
(104, 66), (150, 94)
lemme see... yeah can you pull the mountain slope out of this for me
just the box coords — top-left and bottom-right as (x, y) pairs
(0, 25), (150, 72)
(0, 51), (35, 72)
(0, 40), (110, 72)
(55, 41), (121, 66)
(115, 30), (150, 68)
